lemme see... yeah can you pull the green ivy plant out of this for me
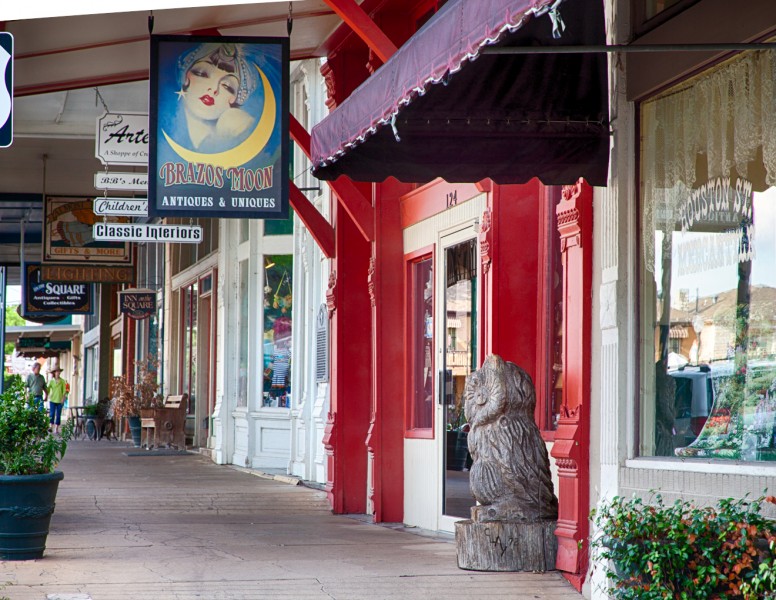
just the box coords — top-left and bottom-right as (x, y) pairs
(590, 492), (776, 599)
(0, 379), (72, 475)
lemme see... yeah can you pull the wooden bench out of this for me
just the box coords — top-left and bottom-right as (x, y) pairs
(140, 394), (188, 449)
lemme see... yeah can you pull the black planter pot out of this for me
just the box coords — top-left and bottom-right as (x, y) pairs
(0, 470), (64, 560)
(128, 415), (142, 447)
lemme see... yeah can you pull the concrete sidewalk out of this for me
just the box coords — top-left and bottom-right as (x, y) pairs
(1, 441), (581, 600)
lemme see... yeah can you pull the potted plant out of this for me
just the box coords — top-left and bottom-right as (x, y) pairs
(110, 355), (162, 447)
(82, 398), (111, 440)
(590, 492), (776, 599)
(0, 379), (72, 560)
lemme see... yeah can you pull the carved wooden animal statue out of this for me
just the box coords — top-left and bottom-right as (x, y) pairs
(463, 354), (558, 522)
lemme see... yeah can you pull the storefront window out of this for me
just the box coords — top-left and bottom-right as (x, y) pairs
(262, 255), (292, 408)
(238, 260), (249, 407)
(180, 282), (198, 416)
(640, 48), (776, 462)
(407, 254), (434, 435)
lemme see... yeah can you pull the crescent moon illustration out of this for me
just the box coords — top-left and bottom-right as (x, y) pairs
(162, 64), (276, 169)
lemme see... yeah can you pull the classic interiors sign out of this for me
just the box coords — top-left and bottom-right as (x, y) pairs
(96, 112), (149, 166)
(149, 35), (289, 219)
(43, 196), (132, 265)
(23, 263), (92, 317)
(119, 288), (156, 320)
(93, 222), (203, 243)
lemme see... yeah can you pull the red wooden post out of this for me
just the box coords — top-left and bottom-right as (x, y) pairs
(323, 203), (372, 514)
(550, 179), (592, 589)
(367, 179), (411, 522)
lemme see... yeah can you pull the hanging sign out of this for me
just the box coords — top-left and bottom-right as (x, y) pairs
(148, 35), (289, 219)
(94, 172), (148, 191)
(22, 263), (93, 317)
(93, 222), (202, 243)
(0, 32), (12, 148)
(93, 197), (148, 217)
(41, 264), (135, 284)
(17, 337), (49, 349)
(96, 112), (149, 166)
(119, 288), (157, 320)
(43, 196), (133, 265)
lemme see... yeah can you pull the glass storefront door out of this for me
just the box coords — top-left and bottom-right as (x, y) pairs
(439, 232), (478, 524)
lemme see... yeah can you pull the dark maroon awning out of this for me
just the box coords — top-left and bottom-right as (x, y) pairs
(311, 0), (609, 186)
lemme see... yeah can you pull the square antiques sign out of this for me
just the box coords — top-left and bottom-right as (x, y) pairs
(23, 263), (93, 318)
(149, 35), (289, 219)
(43, 196), (132, 265)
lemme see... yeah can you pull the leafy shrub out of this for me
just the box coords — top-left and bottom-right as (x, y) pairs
(0, 379), (72, 475)
(591, 492), (776, 599)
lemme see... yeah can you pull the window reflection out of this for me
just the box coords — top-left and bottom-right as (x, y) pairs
(262, 255), (292, 408)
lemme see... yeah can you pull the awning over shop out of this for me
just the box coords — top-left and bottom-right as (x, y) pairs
(670, 326), (689, 339)
(6, 324), (81, 358)
(311, 0), (609, 186)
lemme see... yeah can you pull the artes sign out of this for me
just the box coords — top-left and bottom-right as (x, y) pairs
(96, 112), (149, 166)
(118, 288), (156, 320)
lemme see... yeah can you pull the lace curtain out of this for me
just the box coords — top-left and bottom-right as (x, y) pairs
(642, 49), (776, 271)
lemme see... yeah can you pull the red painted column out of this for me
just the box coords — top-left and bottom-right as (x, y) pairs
(489, 181), (541, 378)
(367, 178), (411, 522)
(323, 200), (372, 514)
(550, 179), (592, 589)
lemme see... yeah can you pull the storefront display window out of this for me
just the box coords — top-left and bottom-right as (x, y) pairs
(180, 282), (198, 416)
(262, 255), (292, 408)
(407, 252), (433, 435)
(238, 260), (249, 407)
(640, 48), (776, 462)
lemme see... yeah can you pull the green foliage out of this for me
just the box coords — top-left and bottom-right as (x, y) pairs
(591, 492), (776, 599)
(82, 400), (109, 418)
(5, 305), (26, 327)
(0, 379), (72, 475)
(3, 373), (22, 391)
(4, 305), (26, 356)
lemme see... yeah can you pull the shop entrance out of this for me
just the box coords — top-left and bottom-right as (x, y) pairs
(437, 229), (478, 530)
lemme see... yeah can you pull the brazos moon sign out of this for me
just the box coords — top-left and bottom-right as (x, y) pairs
(149, 35), (289, 219)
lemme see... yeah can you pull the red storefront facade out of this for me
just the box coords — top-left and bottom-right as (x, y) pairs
(294, 0), (607, 587)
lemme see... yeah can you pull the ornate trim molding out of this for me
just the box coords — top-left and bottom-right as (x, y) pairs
(367, 256), (376, 307)
(326, 270), (337, 317)
(320, 59), (337, 111)
(479, 208), (492, 274)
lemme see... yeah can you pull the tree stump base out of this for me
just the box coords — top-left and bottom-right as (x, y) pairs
(455, 519), (557, 571)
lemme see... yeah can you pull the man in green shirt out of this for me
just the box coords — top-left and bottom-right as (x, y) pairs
(47, 366), (67, 434)
(25, 362), (47, 411)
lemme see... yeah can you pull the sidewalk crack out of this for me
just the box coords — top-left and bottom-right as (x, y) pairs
(316, 578), (335, 599)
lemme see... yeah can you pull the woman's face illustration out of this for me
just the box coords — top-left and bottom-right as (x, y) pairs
(184, 60), (239, 121)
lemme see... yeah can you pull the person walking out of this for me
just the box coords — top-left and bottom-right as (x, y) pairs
(47, 366), (67, 434)
(25, 362), (47, 411)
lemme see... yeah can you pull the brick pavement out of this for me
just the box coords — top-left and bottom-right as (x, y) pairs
(0, 440), (582, 600)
